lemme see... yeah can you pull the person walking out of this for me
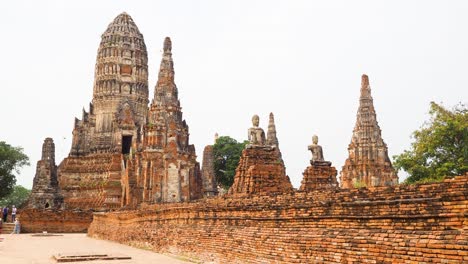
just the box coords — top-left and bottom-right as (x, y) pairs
(11, 205), (17, 222)
(12, 218), (20, 234)
(2, 206), (8, 222)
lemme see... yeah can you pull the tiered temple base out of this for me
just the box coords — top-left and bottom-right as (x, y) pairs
(228, 146), (293, 195)
(300, 162), (338, 191)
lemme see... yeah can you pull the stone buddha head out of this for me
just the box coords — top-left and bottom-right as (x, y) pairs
(312, 135), (319, 145)
(252, 115), (260, 127)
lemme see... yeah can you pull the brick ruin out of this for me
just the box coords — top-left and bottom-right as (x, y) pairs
(27, 138), (63, 209)
(23, 12), (467, 263)
(89, 176), (467, 263)
(340, 74), (399, 188)
(228, 114), (293, 195)
(27, 13), (403, 211)
(20, 209), (93, 233)
(300, 135), (338, 191)
(31, 13), (205, 211)
(201, 135), (218, 197)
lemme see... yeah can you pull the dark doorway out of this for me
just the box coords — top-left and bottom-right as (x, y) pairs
(45, 202), (50, 209)
(122, 135), (132, 154)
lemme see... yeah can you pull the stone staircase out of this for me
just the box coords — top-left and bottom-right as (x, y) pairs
(1, 223), (15, 234)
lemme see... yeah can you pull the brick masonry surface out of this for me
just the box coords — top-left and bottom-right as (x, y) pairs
(88, 176), (467, 263)
(20, 209), (94, 233)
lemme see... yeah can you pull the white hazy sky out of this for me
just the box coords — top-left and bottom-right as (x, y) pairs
(1, 1), (466, 189)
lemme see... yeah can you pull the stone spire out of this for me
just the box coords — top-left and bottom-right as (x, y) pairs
(142, 37), (202, 203)
(340, 74), (398, 188)
(266, 112), (279, 148)
(28, 138), (63, 209)
(152, 37), (179, 108)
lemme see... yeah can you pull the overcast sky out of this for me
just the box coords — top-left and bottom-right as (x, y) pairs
(1, 0), (466, 189)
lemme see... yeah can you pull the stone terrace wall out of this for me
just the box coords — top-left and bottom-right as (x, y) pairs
(20, 209), (94, 233)
(89, 176), (467, 263)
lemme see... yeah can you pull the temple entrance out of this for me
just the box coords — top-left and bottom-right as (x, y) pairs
(122, 135), (132, 155)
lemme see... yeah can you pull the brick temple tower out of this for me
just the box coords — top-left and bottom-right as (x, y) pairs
(70, 12), (149, 156)
(121, 37), (203, 205)
(28, 138), (63, 209)
(340, 74), (398, 188)
(57, 13), (202, 209)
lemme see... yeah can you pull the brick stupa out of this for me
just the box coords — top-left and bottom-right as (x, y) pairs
(228, 113), (293, 195)
(340, 74), (398, 188)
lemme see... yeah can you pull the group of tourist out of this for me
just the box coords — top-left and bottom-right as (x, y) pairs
(2, 205), (17, 222)
(1, 205), (20, 234)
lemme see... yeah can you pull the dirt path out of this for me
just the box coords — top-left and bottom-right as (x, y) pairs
(0, 233), (192, 264)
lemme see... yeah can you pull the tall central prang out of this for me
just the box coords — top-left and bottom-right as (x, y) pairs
(71, 13), (149, 156)
(56, 13), (203, 210)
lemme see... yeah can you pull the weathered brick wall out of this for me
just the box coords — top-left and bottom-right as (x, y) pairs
(89, 176), (467, 263)
(20, 209), (94, 233)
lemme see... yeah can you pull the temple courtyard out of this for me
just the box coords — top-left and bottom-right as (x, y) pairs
(0, 234), (192, 264)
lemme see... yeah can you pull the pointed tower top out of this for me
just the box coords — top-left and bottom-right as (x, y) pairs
(163, 37), (172, 53)
(151, 36), (179, 107)
(267, 112), (279, 148)
(361, 74), (369, 87)
(352, 73), (384, 146)
(360, 74), (372, 98)
(214, 133), (219, 144)
(41, 137), (55, 162)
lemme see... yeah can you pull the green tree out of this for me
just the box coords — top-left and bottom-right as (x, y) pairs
(0, 185), (31, 208)
(393, 102), (468, 184)
(0, 141), (30, 198)
(213, 136), (248, 189)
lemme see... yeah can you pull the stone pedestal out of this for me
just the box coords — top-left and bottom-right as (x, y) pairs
(300, 163), (338, 191)
(228, 146), (293, 195)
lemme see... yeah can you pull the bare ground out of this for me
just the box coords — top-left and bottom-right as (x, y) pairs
(0, 233), (192, 264)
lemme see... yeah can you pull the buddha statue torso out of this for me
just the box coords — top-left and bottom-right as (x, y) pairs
(308, 135), (331, 166)
(247, 115), (266, 147)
